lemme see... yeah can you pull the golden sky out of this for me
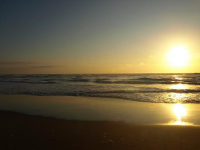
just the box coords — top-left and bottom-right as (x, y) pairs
(0, 0), (200, 74)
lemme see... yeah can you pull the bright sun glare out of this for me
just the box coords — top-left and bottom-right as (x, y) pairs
(167, 45), (190, 67)
(172, 103), (187, 125)
(173, 103), (187, 120)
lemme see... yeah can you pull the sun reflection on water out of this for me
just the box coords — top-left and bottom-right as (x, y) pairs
(168, 84), (188, 103)
(167, 84), (192, 125)
(174, 75), (183, 81)
(169, 93), (187, 103)
(173, 103), (186, 125)
(170, 84), (187, 90)
(170, 103), (192, 125)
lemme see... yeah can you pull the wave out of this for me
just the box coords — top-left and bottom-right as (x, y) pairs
(0, 80), (56, 84)
(94, 79), (200, 85)
(1, 78), (200, 85)
(1, 74), (200, 103)
(1, 74), (200, 85)
(1, 88), (200, 102)
(67, 78), (90, 82)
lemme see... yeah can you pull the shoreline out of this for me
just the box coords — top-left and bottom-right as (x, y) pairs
(1, 94), (200, 125)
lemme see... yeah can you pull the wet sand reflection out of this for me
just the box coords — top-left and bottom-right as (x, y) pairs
(171, 103), (192, 125)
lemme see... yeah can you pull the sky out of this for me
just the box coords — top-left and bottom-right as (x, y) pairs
(0, 0), (200, 74)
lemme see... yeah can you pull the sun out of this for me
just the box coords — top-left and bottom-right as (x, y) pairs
(167, 45), (190, 67)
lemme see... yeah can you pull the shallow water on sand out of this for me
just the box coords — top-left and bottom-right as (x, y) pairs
(1, 95), (200, 125)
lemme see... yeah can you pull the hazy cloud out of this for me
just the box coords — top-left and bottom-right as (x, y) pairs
(0, 61), (36, 65)
(29, 65), (59, 68)
(0, 61), (61, 67)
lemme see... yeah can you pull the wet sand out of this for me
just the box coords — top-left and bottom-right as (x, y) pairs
(1, 95), (200, 125)
(1, 110), (200, 150)
(1, 95), (200, 149)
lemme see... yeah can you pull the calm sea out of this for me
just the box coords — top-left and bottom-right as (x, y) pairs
(0, 74), (200, 103)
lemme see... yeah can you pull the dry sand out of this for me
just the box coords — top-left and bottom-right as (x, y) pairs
(1, 110), (200, 150)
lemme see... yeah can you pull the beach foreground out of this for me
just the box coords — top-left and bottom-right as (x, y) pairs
(1, 95), (200, 125)
(1, 110), (200, 150)
(1, 95), (200, 149)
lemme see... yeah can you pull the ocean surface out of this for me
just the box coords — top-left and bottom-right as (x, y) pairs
(1, 74), (200, 103)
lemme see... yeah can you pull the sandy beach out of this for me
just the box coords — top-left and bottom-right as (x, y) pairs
(1, 95), (200, 149)
(1, 110), (200, 150)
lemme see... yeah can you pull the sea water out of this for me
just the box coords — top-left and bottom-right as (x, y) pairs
(0, 74), (200, 103)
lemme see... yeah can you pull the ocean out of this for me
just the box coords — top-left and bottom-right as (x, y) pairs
(0, 73), (200, 103)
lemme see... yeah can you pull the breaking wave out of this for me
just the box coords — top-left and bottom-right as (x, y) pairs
(1, 74), (200, 103)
